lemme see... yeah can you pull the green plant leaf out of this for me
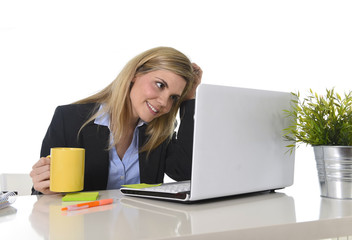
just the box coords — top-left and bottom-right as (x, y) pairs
(283, 87), (352, 152)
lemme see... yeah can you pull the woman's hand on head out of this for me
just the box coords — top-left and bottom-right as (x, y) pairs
(30, 157), (56, 195)
(184, 63), (203, 100)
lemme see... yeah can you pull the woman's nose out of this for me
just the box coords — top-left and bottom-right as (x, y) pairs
(158, 95), (168, 107)
(158, 93), (172, 110)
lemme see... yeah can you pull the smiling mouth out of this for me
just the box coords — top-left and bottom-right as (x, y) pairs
(147, 102), (159, 114)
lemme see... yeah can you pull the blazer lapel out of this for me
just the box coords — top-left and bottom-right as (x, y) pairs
(138, 125), (164, 184)
(79, 121), (111, 190)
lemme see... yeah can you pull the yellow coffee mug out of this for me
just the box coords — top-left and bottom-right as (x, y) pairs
(50, 147), (85, 192)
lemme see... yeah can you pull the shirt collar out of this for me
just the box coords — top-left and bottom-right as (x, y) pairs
(94, 105), (109, 127)
(94, 105), (146, 129)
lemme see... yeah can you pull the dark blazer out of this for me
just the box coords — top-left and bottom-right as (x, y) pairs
(32, 100), (195, 194)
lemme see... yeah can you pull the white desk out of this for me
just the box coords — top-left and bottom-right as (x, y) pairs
(1, 188), (352, 240)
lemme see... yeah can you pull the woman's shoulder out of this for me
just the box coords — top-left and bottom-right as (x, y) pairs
(54, 103), (99, 121)
(56, 103), (98, 112)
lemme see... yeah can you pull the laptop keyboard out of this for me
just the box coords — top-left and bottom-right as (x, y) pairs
(144, 181), (190, 193)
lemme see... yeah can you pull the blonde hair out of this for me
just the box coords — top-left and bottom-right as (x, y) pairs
(75, 47), (195, 153)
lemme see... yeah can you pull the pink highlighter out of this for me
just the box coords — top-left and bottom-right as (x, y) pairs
(61, 198), (114, 211)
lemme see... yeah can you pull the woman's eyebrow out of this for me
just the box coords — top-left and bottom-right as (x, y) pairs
(155, 77), (182, 97)
(155, 77), (169, 88)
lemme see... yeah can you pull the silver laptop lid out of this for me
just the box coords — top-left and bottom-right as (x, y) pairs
(189, 84), (295, 201)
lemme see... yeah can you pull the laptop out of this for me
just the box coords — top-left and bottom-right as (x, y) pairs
(120, 84), (296, 202)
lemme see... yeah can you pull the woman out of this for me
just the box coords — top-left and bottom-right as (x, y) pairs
(30, 47), (202, 194)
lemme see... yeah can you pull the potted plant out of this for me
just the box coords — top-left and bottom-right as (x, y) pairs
(283, 88), (352, 199)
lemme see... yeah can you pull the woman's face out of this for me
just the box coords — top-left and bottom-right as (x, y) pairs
(130, 70), (186, 123)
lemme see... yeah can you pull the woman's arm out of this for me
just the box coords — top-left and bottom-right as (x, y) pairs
(164, 99), (196, 181)
(164, 63), (202, 180)
(30, 106), (67, 195)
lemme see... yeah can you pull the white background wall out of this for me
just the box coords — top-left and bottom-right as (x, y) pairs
(1, 1), (352, 204)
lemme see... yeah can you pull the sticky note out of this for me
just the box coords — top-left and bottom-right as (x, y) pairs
(62, 192), (99, 202)
(121, 183), (162, 189)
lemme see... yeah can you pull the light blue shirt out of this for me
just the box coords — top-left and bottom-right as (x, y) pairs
(94, 106), (145, 189)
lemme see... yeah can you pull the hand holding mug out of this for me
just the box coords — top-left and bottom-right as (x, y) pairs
(30, 148), (85, 194)
(30, 156), (55, 195)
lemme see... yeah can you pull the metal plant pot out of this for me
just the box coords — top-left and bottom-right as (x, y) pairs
(314, 146), (352, 199)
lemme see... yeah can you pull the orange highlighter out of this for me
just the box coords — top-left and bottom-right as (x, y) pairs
(61, 198), (114, 211)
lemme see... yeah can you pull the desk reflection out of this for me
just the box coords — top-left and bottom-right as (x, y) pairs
(29, 194), (115, 240)
(28, 191), (296, 240)
(320, 197), (352, 219)
(119, 192), (296, 237)
(0, 206), (17, 222)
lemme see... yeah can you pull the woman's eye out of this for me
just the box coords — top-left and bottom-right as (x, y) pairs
(156, 82), (165, 89)
(171, 95), (179, 102)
